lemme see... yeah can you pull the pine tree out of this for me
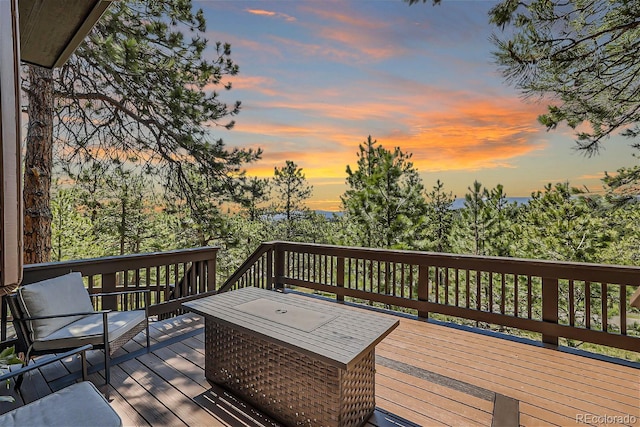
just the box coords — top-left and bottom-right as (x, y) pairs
(451, 181), (517, 256)
(517, 182), (612, 262)
(272, 161), (313, 240)
(341, 136), (427, 249)
(424, 180), (455, 253)
(489, 0), (640, 152)
(24, 0), (259, 262)
(239, 177), (271, 221)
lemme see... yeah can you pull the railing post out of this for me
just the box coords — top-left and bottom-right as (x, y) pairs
(266, 249), (273, 290)
(207, 257), (216, 293)
(336, 257), (345, 303)
(102, 272), (117, 310)
(418, 265), (429, 319)
(542, 277), (559, 347)
(274, 245), (285, 291)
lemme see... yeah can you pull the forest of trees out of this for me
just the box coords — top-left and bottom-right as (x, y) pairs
(50, 136), (640, 276)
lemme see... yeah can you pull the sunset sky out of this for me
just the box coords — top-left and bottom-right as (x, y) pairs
(198, 0), (636, 211)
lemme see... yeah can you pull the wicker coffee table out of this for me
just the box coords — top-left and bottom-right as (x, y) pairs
(183, 287), (399, 427)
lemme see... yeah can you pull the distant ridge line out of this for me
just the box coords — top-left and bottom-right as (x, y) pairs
(315, 197), (531, 217)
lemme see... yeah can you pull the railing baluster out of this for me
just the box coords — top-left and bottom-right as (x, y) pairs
(409, 265), (414, 300)
(400, 264), (405, 299)
(454, 269), (459, 307)
(489, 273), (493, 313)
(444, 267), (449, 305)
(542, 277), (559, 346)
(620, 285), (627, 335)
(418, 264), (428, 319)
(433, 266), (439, 304)
(476, 271), (481, 311)
(527, 276), (532, 319)
(500, 273), (505, 315)
(568, 280), (575, 326)
(337, 257), (345, 303)
(513, 274), (520, 317)
(601, 283), (608, 332)
(585, 281), (591, 329)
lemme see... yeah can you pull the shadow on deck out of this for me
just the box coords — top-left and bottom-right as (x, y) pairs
(1, 300), (638, 427)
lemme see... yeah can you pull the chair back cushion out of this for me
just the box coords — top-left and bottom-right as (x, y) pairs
(17, 272), (94, 340)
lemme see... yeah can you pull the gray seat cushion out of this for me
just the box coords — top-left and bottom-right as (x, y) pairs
(0, 381), (122, 427)
(17, 272), (94, 340)
(32, 310), (147, 351)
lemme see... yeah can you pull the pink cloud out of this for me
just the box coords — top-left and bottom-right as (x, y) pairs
(245, 8), (296, 22)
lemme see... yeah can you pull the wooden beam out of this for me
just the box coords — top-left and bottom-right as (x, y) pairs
(0, 0), (24, 295)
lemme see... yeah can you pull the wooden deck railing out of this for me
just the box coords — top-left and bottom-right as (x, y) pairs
(1, 246), (219, 344)
(219, 241), (640, 353)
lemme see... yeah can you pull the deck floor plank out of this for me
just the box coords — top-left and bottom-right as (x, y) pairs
(16, 367), (52, 404)
(108, 361), (187, 426)
(375, 376), (488, 426)
(376, 365), (493, 417)
(117, 355), (221, 427)
(88, 372), (151, 427)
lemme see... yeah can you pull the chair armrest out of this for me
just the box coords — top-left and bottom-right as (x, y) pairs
(0, 345), (92, 382)
(19, 310), (111, 321)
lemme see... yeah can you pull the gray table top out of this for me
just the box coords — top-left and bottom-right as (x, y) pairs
(183, 287), (399, 369)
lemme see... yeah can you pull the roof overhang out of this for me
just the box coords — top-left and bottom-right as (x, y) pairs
(19, 0), (113, 69)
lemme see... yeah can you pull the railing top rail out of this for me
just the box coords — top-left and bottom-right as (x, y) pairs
(268, 241), (640, 285)
(22, 246), (220, 280)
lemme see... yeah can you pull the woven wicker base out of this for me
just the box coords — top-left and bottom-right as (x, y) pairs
(110, 320), (146, 355)
(205, 319), (375, 427)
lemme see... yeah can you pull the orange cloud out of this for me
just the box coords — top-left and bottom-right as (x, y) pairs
(245, 8), (296, 22)
(300, 6), (381, 30)
(230, 85), (547, 184)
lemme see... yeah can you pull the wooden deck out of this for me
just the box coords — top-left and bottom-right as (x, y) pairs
(1, 296), (639, 426)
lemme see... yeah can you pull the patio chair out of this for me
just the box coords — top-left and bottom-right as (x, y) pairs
(7, 272), (150, 385)
(0, 344), (122, 426)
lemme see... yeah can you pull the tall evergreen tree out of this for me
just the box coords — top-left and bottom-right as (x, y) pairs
(424, 180), (455, 253)
(451, 182), (517, 256)
(50, 187), (94, 261)
(100, 166), (151, 255)
(451, 181), (487, 256)
(484, 184), (518, 257)
(517, 182), (612, 262)
(341, 136), (427, 249)
(272, 161), (313, 240)
(23, 0), (259, 263)
(239, 177), (271, 221)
